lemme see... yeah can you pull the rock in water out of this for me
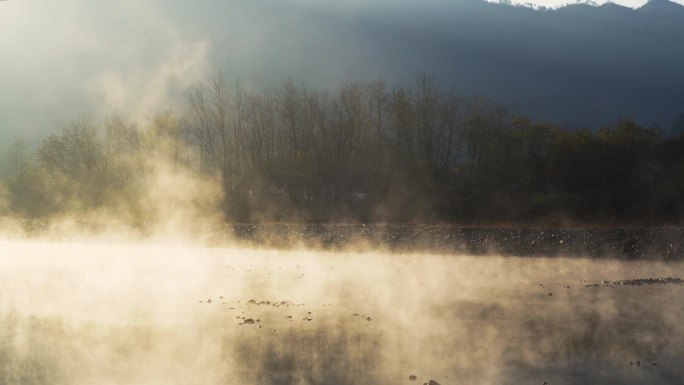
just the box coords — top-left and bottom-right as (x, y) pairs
(428, 380), (441, 385)
(244, 318), (255, 324)
(409, 375), (417, 381)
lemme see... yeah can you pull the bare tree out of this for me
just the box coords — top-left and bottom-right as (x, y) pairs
(368, 79), (389, 156)
(11, 138), (28, 183)
(278, 77), (303, 160)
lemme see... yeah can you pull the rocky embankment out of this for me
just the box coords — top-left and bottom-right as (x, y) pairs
(227, 224), (684, 260)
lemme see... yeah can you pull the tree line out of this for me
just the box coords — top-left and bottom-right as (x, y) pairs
(3, 72), (684, 225)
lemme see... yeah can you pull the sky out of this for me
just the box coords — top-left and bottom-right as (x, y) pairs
(0, 0), (683, 169)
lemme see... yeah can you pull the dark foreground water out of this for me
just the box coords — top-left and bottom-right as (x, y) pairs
(1, 239), (683, 385)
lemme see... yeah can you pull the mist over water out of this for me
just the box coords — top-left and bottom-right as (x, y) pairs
(2, 238), (683, 385)
(2, 0), (684, 383)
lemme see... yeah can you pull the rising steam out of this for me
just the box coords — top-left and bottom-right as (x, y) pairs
(1, 3), (683, 385)
(1, 242), (683, 385)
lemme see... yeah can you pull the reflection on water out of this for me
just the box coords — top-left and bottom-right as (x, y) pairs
(1, 239), (683, 385)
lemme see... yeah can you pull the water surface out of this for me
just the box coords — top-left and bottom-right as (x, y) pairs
(1, 239), (683, 385)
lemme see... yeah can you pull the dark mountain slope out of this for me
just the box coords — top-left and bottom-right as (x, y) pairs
(166, 0), (684, 129)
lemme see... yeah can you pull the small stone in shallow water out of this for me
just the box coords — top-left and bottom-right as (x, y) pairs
(428, 380), (440, 385)
(409, 375), (417, 381)
(243, 318), (255, 324)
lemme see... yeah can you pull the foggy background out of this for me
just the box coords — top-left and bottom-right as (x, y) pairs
(2, 1), (684, 226)
(2, 3), (684, 384)
(2, 0), (684, 163)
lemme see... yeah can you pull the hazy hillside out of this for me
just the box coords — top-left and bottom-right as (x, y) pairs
(295, 0), (684, 130)
(155, 0), (684, 130)
(92, 0), (684, 131)
(1, 0), (683, 156)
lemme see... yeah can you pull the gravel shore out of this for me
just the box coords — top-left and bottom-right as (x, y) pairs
(227, 224), (684, 260)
